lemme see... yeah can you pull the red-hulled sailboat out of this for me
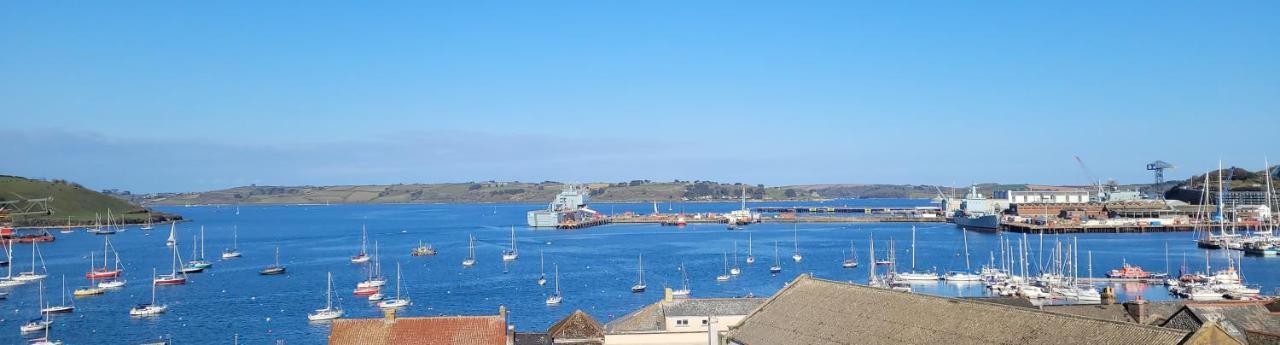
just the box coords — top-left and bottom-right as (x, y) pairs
(153, 240), (188, 286)
(85, 236), (123, 279)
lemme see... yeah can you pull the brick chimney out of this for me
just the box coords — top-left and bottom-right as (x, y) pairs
(383, 308), (397, 323)
(500, 305), (513, 345)
(1123, 296), (1148, 324)
(664, 288), (673, 302)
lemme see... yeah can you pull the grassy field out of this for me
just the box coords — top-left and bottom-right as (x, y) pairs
(0, 175), (169, 226)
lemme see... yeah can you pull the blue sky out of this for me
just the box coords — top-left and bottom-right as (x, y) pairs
(2, 1), (1277, 192)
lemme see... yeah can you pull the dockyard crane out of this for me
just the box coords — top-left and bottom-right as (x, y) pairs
(1147, 160), (1174, 185)
(0, 197), (54, 220)
(1073, 156), (1104, 198)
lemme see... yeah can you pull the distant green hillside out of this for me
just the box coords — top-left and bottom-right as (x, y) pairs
(135, 180), (963, 205)
(0, 175), (174, 227)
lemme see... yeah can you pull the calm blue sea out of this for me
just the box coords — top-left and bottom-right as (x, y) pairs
(3, 200), (1276, 344)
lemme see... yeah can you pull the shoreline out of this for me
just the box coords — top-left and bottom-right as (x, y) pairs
(143, 197), (930, 208)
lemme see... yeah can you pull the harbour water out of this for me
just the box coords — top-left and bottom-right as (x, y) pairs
(4, 200), (1277, 344)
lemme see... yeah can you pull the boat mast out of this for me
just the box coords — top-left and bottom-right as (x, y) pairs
(1088, 250), (1093, 279)
(1218, 160), (1226, 236)
(360, 225), (368, 255)
(868, 235), (877, 285)
(1265, 157), (1275, 236)
(722, 252), (728, 275)
(911, 225), (917, 271)
(326, 272), (333, 310)
(638, 254), (644, 285)
(773, 241), (779, 265)
(101, 237), (109, 271)
(793, 223), (799, 255)
(962, 228), (971, 271)
(554, 264), (561, 295)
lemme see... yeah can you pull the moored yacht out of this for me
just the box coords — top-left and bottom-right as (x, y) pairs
(631, 254), (646, 293)
(545, 264), (562, 305)
(308, 272), (343, 321)
(350, 226), (371, 264)
(130, 269), (168, 316)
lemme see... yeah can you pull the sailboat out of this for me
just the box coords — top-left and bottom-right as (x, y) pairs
(842, 240), (858, 268)
(259, 246), (286, 275)
(895, 226), (940, 281)
(716, 252), (731, 282)
(165, 222), (177, 247)
(351, 226), (371, 264)
(631, 254), (647, 293)
(60, 217), (73, 234)
(98, 275), (126, 289)
(20, 280), (53, 333)
(154, 241), (188, 285)
(180, 235), (206, 273)
(29, 322), (62, 345)
(130, 269), (168, 316)
(537, 250), (547, 286)
(672, 262), (691, 297)
(308, 272), (343, 321)
(944, 228), (982, 281)
(41, 275), (74, 314)
(0, 241), (24, 287)
(462, 234), (477, 267)
(545, 264), (563, 305)
(377, 263), (410, 309)
(74, 256), (107, 296)
(502, 227), (518, 261)
(222, 226), (243, 259)
(745, 233), (755, 264)
(15, 241), (48, 282)
(140, 212), (154, 231)
(186, 227), (213, 269)
(792, 224), (803, 262)
(86, 236), (123, 278)
(90, 209), (118, 235)
(730, 242), (741, 276)
(358, 241), (386, 287)
(770, 241), (783, 274)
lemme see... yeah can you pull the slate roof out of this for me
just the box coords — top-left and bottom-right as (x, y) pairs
(1167, 302), (1280, 343)
(724, 275), (1190, 345)
(604, 297), (765, 333)
(1042, 304), (1136, 323)
(328, 315), (507, 345)
(547, 310), (604, 343)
